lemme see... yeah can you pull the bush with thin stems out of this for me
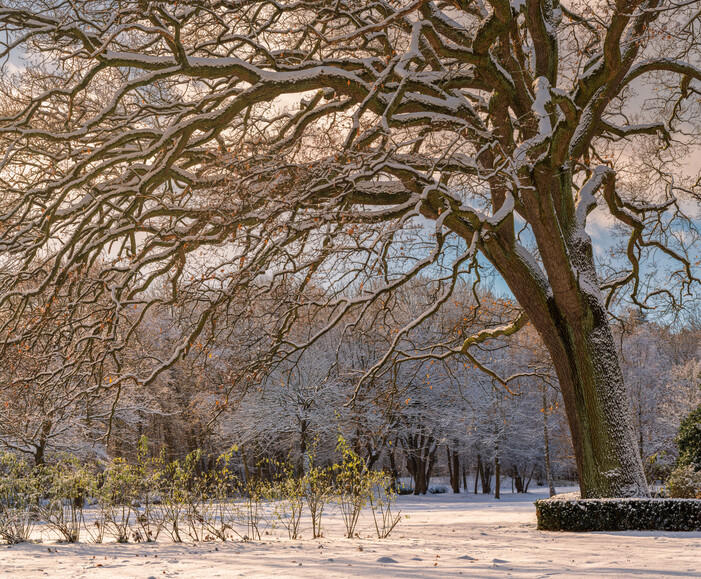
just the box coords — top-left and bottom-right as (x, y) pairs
(0, 447), (405, 544)
(270, 462), (305, 540)
(334, 436), (375, 539)
(35, 457), (95, 543)
(0, 453), (38, 544)
(369, 481), (403, 539)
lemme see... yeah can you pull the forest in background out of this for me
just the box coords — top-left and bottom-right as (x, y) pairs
(2, 277), (697, 497)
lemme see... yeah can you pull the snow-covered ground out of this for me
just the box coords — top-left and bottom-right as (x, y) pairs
(1, 487), (699, 578)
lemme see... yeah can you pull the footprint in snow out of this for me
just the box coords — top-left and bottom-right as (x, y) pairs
(376, 556), (398, 564)
(457, 555), (475, 560)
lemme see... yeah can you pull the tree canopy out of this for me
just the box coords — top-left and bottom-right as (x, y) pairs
(0, 0), (699, 496)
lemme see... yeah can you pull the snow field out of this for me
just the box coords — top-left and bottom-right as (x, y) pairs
(0, 487), (699, 578)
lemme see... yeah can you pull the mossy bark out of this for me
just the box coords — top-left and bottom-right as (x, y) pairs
(477, 174), (649, 498)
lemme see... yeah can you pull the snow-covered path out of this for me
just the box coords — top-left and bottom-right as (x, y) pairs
(0, 488), (699, 578)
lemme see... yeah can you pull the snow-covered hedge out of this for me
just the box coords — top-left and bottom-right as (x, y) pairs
(535, 494), (701, 531)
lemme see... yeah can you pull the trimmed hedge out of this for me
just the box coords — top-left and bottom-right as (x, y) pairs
(535, 495), (701, 531)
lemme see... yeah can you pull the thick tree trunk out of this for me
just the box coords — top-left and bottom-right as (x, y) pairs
(536, 288), (649, 497)
(484, 195), (650, 498)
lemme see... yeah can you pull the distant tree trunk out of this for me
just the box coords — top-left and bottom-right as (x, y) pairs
(33, 419), (52, 467)
(425, 445), (437, 492)
(524, 465), (536, 493)
(446, 446), (453, 487)
(483, 464), (493, 494)
(543, 389), (557, 497)
(388, 445), (399, 492)
(298, 417), (308, 477)
(402, 433), (437, 495)
(405, 450), (420, 494)
(494, 454), (501, 499)
(513, 466), (524, 493)
(240, 445), (251, 486)
(446, 445), (460, 493)
(477, 454), (491, 494)
(34, 444), (45, 467)
(451, 448), (460, 493)
(365, 442), (380, 471)
(409, 456), (424, 495)
(412, 457), (428, 495)
(462, 464), (468, 491)
(512, 465), (535, 493)
(474, 457), (480, 494)
(162, 421), (175, 462)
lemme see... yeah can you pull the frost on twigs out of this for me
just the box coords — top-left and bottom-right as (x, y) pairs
(0, 0), (699, 499)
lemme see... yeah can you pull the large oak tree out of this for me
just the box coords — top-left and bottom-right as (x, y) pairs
(0, 0), (699, 497)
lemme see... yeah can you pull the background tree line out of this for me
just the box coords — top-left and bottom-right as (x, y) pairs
(2, 279), (697, 496)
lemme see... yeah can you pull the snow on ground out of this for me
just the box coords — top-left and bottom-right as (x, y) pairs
(1, 486), (700, 578)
